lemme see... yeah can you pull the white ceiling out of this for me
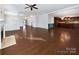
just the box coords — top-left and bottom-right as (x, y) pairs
(0, 4), (78, 16)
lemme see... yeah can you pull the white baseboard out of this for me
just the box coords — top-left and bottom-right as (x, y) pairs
(5, 28), (20, 31)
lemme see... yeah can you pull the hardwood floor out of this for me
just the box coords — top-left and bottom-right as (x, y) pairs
(48, 28), (79, 55)
(0, 50), (1, 55)
(1, 26), (79, 55)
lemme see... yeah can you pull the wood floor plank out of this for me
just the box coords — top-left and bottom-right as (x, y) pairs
(1, 26), (79, 55)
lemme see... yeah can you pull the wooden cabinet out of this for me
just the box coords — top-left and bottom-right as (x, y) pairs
(54, 17), (79, 28)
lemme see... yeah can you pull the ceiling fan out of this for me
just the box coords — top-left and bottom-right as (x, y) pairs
(25, 4), (38, 11)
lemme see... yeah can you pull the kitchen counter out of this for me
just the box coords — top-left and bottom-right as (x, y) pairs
(58, 21), (79, 24)
(57, 21), (79, 28)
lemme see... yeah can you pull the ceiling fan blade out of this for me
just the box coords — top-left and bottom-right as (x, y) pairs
(24, 7), (29, 9)
(33, 7), (38, 9)
(25, 4), (38, 11)
(32, 4), (36, 6)
(25, 4), (30, 7)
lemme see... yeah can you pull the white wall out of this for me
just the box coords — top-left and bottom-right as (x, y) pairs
(5, 14), (24, 31)
(48, 15), (54, 24)
(27, 15), (37, 27)
(37, 14), (48, 29)
(27, 14), (48, 29)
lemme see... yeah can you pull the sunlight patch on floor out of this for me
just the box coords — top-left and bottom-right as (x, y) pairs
(1, 35), (16, 49)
